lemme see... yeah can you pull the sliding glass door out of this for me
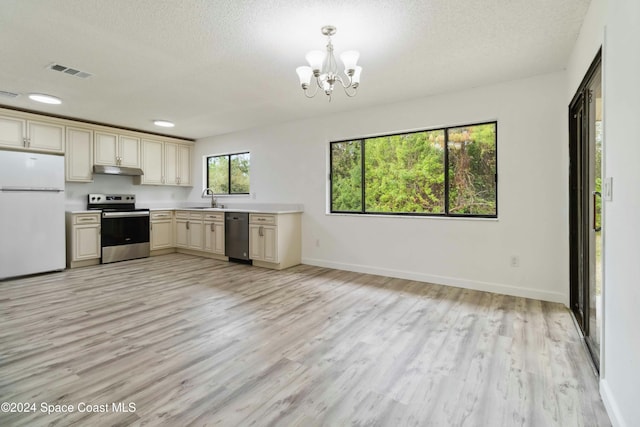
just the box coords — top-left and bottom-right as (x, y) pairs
(569, 50), (602, 369)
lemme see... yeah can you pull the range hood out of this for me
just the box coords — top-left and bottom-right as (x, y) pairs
(93, 165), (144, 176)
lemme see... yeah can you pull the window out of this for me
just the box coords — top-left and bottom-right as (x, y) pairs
(206, 152), (250, 194)
(330, 122), (497, 217)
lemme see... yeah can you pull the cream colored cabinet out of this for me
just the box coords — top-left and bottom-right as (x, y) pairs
(28, 121), (65, 152)
(65, 127), (94, 182)
(94, 131), (140, 167)
(65, 212), (101, 268)
(249, 223), (277, 262)
(174, 219), (189, 248)
(141, 139), (164, 184)
(174, 211), (203, 251)
(164, 142), (192, 186)
(150, 211), (173, 250)
(177, 144), (191, 186)
(0, 115), (24, 148)
(204, 212), (225, 255)
(0, 115), (64, 153)
(249, 213), (301, 270)
(140, 140), (192, 186)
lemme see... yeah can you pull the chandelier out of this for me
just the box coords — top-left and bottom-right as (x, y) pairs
(295, 25), (362, 101)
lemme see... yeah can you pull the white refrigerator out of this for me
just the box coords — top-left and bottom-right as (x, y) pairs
(0, 151), (66, 279)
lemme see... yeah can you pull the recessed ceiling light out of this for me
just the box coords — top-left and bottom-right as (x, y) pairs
(28, 93), (62, 105)
(153, 120), (175, 128)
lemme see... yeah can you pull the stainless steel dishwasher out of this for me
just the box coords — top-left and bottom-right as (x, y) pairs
(225, 212), (250, 261)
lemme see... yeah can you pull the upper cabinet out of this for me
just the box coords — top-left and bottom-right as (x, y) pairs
(66, 127), (93, 182)
(0, 108), (193, 185)
(0, 114), (64, 153)
(94, 132), (140, 168)
(140, 139), (164, 185)
(167, 142), (192, 186)
(140, 139), (192, 186)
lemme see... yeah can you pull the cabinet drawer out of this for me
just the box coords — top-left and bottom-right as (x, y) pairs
(250, 214), (277, 225)
(151, 211), (173, 220)
(174, 210), (202, 220)
(73, 213), (100, 224)
(175, 210), (189, 219)
(204, 212), (224, 222)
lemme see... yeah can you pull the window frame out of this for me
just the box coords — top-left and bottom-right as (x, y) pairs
(205, 151), (251, 195)
(329, 121), (498, 218)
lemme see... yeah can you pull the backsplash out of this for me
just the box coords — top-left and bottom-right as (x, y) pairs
(64, 174), (191, 210)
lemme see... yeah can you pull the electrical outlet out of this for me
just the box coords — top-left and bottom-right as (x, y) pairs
(510, 256), (520, 267)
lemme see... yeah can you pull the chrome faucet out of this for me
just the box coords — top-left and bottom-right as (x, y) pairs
(201, 187), (218, 207)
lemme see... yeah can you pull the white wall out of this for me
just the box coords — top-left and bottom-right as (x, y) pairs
(192, 71), (569, 304)
(65, 175), (191, 210)
(566, 0), (606, 99)
(599, 0), (640, 425)
(566, 0), (640, 424)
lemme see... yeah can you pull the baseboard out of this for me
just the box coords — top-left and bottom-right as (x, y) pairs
(600, 379), (627, 427)
(302, 257), (566, 304)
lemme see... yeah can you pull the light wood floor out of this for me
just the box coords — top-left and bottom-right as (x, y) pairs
(0, 254), (610, 426)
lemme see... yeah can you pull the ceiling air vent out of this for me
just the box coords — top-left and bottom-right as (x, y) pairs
(0, 90), (19, 98)
(47, 63), (92, 79)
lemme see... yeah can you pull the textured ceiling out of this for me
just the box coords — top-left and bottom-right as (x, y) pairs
(0, 0), (590, 139)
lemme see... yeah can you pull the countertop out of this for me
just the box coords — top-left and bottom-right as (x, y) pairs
(67, 207), (303, 214)
(150, 207), (303, 214)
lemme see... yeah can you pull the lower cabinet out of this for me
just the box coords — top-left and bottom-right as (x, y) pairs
(249, 213), (301, 270)
(249, 224), (277, 262)
(65, 209), (301, 270)
(65, 212), (101, 268)
(174, 211), (204, 251)
(150, 210), (301, 269)
(204, 212), (225, 255)
(150, 211), (173, 251)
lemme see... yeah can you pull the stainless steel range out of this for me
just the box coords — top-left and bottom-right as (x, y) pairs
(87, 193), (150, 264)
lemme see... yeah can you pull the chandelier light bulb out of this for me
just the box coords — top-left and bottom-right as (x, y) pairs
(340, 50), (360, 73)
(351, 66), (363, 87)
(296, 66), (313, 87)
(305, 50), (325, 74)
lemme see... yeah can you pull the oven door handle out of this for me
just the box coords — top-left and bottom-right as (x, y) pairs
(102, 211), (150, 218)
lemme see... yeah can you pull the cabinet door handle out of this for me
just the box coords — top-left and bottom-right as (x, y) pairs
(150, 223), (153, 231)
(211, 223), (215, 232)
(259, 225), (264, 237)
(186, 220), (190, 230)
